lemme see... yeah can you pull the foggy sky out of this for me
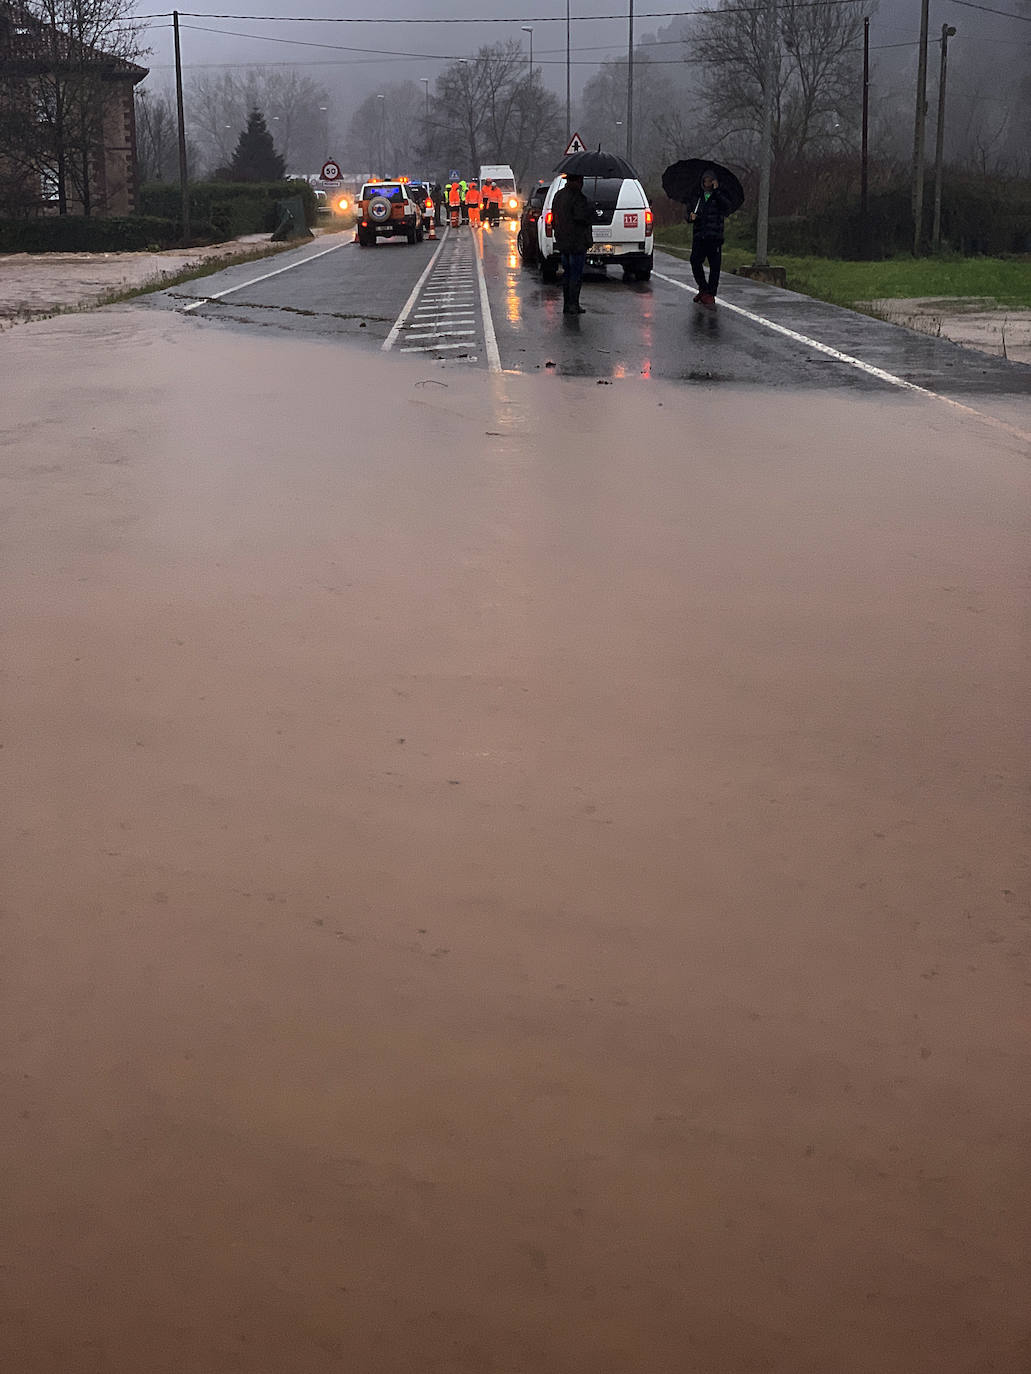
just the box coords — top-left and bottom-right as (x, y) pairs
(134, 0), (1030, 157)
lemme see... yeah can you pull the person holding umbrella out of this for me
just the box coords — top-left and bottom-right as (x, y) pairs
(662, 158), (744, 312)
(551, 173), (593, 315)
(686, 169), (733, 309)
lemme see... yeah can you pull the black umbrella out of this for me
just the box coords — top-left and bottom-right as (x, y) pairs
(662, 158), (745, 213)
(554, 149), (639, 179)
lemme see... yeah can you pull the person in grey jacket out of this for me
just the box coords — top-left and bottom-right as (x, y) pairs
(551, 173), (593, 315)
(687, 169), (733, 310)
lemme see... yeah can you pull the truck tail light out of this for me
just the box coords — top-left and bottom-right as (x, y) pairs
(645, 208), (654, 236)
(544, 210), (553, 237)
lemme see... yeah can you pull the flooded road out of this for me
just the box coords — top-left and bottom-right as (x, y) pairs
(2, 308), (1030, 1373)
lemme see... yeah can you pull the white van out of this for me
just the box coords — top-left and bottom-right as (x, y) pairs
(537, 172), (654, 282)
(478, 164), (519, 218)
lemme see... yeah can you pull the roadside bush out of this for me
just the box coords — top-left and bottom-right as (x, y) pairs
(139, 178), (316, 235)
(733, 174), (1031, 260)
(0, 215), (219, 252)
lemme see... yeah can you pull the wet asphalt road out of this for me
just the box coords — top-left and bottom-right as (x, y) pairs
(142, 223), (1031, 409)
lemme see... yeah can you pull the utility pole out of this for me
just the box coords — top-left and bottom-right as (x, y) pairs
(522, 26), (533, 86)
(754, 0), (778, 267)
(861, 17), (869, 222)
(626, 0), (635, 162)
(173, 10), (190, 245)
(566, 0), (572, 141)
(911, 0), (930, 254)
(932, 24), (956, 252)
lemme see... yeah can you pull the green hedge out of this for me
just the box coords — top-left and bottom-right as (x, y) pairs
(0, 214), (218, 252)
(139, 178), (317, 236)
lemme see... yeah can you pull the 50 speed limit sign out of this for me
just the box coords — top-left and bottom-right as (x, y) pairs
(321, 160), (341, 181)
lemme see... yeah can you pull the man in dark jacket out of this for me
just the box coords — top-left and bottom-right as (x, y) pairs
(687, 169), (733, 310)
(551, 173), (593, 315)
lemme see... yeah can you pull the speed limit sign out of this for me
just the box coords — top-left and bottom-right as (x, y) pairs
(321, 160), (341, 181)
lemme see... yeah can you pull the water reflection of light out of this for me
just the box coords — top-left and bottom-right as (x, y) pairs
(641, 359), (652, 379)
(612, 363), (627, 379)
(508, 254), (519, 270)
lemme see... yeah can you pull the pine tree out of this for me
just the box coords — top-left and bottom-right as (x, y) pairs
(228, 108), (285, 182)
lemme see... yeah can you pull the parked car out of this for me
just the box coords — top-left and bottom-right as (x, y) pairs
(536, 173), (654, 282)
(517, 182), (550, 265)
(407, 182), (436, 233)
(355, 181), (423, 246)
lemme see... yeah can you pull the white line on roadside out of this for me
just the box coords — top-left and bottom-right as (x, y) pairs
(381, 229), (450, 352)
(472, 227), (502, 374)
(653, 268), (1031, 444)
(180, 237), (351, 313)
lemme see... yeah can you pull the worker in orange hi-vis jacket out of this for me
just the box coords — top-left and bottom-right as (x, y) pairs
(488, 181), (503, 227)
(447, 179), (462, 227)
(465, 180), (481, 227)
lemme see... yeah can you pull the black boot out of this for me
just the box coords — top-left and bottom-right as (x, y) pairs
(571, 282), (586, 314)
(562, 280), (573, 314)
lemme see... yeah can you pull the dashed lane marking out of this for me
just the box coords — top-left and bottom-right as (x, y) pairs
(381, 228), (450, 351)
(392, 230), (486, 360)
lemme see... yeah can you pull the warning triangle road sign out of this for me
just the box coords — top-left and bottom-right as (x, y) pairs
(564, 132), (586, 156)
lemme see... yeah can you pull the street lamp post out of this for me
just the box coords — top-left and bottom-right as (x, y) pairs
(626, 0), (635, 163)
(521, 25), (533, 86)
(319, 105), (328, 161)
(376, 93), (385, 173)
(932, 24), (956, 252)
(566, 0), (571, 141)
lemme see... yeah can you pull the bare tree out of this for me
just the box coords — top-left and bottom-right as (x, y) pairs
(0, 0), (145, 214)
(135, 84), (177, 182)
(578, 49), (685, 182)
(186, 67), (330, 177)
(344, 82), (424, 175)
(689, 0), (866, 206)
(424, 42), (563, 183)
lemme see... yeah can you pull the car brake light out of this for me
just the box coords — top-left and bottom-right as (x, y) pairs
(645, 208), (654, 236)
(544, 210), (553, 237)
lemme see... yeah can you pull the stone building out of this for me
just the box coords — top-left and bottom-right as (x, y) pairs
(0, 0), (148, 216)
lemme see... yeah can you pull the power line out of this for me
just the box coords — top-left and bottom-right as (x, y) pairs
(944, 0), (1031, 17)
(135, 2), (877, 23)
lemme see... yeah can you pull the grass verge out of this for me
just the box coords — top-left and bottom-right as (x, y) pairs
(656, 226), (1031, 310)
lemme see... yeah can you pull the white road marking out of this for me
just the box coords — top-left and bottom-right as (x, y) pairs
(381, 229), (450, 352)
(472, 227), (502, 374)
(405, 329), (476, 340)
(180, 237), (351, 313)
(400, 341), (477, 353)
(654, 268), (1031, 445)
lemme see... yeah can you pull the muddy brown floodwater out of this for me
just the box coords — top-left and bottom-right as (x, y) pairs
(2, 308), (1029, 1374)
